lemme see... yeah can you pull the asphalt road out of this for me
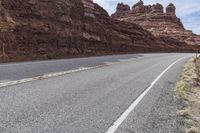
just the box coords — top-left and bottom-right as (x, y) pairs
(0, 53), (193, 133)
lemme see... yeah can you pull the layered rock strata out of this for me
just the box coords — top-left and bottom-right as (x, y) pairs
(0, 0), (198, 62)
(112, 0), (200, 49)
(0, 0), (85, 62)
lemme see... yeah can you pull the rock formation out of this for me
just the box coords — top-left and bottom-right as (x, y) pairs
(117, 3), (130, 12)
(166, 3), (176, 15)
(112, 3), (131, 18)
(112, 0), (200, 49)
(81, 0), (167, 54)
(151, 3), (163, 13)
(132, 0), (143, 9)
(0, 0), (198, 62)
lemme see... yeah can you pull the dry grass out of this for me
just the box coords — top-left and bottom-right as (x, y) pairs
(175, 81), (189, 100)
(177, 108), (190, 117)
(175, 57), (200, 132)
(186, 127), (200, 133)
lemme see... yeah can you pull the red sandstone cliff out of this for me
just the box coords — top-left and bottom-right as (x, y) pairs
(0, 0), (198, 62)
(112, 0), (200, 48)
(0, 0), (85, 62)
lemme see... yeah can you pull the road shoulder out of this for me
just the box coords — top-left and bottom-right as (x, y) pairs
(176, 57), (200, 133)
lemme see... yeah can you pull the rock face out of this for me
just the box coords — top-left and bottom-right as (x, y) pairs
(112, 0), (200, 48)
(81, 0), (166, 53)
(0, 0), (85, 61)
(0, 0), (198, 62)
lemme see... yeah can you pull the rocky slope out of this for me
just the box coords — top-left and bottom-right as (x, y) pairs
(0, 0), (198, 62)
(112, 0), (200, 48)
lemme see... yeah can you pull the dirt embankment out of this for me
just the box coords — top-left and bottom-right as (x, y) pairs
(175, 57), (200, 133)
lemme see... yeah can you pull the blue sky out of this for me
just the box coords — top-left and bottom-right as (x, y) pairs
(93, 0), (200, 35)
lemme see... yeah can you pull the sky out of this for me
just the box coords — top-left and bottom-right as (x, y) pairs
(93, 0), (200, 35)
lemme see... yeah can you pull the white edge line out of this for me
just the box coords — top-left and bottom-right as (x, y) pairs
(105, 56), (188, 133)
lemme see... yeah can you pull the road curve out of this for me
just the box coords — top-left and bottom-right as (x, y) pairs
(0, 53), (193, 133)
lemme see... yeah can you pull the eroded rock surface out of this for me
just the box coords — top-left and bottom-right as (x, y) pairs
(0, 0), (198, 62)
(0, 0), (85, 62)
(112, 0), (200, 49)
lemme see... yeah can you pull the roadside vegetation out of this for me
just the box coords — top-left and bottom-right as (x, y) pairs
(175, 57), (200, 133)
(45, 52), (57, 60)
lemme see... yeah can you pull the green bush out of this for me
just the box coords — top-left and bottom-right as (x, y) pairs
(46, 53), (56, 59)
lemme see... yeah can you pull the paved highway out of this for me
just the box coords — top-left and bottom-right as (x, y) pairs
(0, 53), (193, 133)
